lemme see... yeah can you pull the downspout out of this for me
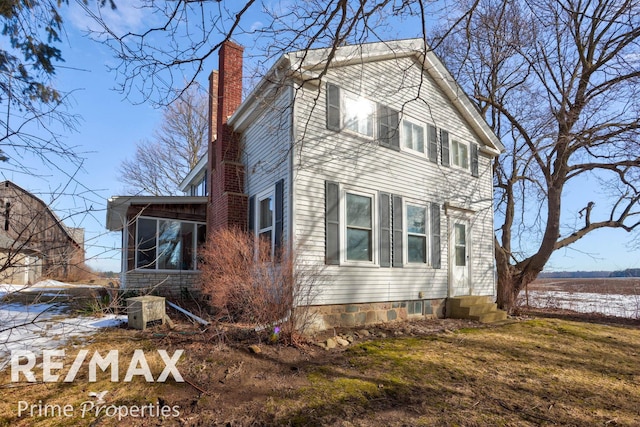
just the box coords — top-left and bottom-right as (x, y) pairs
(288, 78), (297, 307)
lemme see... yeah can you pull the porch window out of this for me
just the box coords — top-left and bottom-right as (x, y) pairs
(406, 204), (427, 263)
(346, 193), (373, 261)
(135, 217), (206, 271)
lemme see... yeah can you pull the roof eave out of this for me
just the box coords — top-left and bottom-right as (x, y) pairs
(178, 153), (208, 192)
(106, 196), (208, 231)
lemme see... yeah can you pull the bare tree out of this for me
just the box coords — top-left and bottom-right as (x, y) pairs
(118, 84), (208, 196)
(434, 0), (640, 312)
(86, 1), (439, 105)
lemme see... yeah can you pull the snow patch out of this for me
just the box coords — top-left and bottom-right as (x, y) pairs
(522, 290), (640, 319)
(0, 281), (127, 371)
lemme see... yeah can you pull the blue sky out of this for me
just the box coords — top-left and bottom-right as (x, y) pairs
(3, 2), (638, 274)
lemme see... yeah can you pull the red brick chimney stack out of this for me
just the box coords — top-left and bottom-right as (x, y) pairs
(207, 70), (218, 197)
(208, 41), (248, 232)
(207, 70), (219, 149)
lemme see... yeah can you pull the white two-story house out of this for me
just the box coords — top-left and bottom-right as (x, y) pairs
(108, 38), (503, 329)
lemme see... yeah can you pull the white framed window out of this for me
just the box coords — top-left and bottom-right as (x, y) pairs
(343, 92), (375, 137)
(405, 203), (428, 264)
(326, 83), (375, 138)
(343, 190), (376, 264)
(256, 190), (275, 258)
(135, 217), (206, 271)
(452, 140), (469, 169)
(402, 119), (425, 153)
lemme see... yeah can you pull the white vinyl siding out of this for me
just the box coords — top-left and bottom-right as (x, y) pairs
(235, 58), (495, 304)
(241, 87), (292, 255)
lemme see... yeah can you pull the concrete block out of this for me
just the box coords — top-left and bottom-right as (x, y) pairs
(127, 296), (165, 330)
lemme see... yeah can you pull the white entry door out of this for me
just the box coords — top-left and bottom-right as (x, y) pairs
(450, 220), (470, 296)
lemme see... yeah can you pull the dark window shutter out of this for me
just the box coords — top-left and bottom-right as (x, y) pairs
(430, 202), (441, 269)
(326, 83), (341, 131)
(248, 195), (255, 233)
(377, 104), (400, 151)
(440, 130), (450, 167)
(325, 181), (340, 265)
(428, 125), (438, 163)
(379, 192), (391, 267)
(471, 143), (479, 177)
(392, 195), (403, 267)
(275, 179), (284, 256)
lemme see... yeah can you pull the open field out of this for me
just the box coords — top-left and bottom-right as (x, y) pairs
(524, 278), (640, 319)
(1, 313), (639, 426)
(529, 277), (640, 295)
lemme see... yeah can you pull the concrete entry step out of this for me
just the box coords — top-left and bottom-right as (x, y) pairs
(446, 296), (508, 324)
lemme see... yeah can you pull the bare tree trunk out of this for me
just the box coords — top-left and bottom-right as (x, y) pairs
(495, 239), (539, 314)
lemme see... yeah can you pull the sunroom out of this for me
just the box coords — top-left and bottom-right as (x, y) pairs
(106, 196), (207, 296)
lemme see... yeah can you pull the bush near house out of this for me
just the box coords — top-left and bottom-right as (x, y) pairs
(200, 228), (321, 344)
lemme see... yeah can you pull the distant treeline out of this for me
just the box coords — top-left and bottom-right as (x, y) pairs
(540, 269), (640, 278)
(608, 268), (640, 278)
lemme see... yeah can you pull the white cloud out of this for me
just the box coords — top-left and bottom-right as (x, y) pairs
(66, 1), (149, 36)
(250, 21), (264, 32)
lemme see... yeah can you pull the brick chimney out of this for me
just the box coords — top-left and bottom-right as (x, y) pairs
(208, 41), (248, 232)
(207, 70), (218, 149)
(207, 70), (218, 200)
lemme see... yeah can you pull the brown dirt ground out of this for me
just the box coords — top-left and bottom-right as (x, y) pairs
(126, 316), (483, 426)
(3, 279), (639, 426)
(118, 303), (640, 426)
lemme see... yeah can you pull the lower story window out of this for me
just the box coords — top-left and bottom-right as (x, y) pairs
(136, 217), (206, 270)
(346, 193), (373, 261)
(258, 194), (274, 258)
(406, 204), (427, 263)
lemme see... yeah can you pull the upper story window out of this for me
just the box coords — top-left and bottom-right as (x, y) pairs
(402, 120), (425, 153)
(188, 171), (208, 196)
(343, 92), (375, 137)
(452, 140), (469, 169)
(325, 83), (479, 176)
(327, 83), (376, 138)
(136, 217), (206, 271)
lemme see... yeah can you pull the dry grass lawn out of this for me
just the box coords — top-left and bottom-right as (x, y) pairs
(1, 316), (639, 426)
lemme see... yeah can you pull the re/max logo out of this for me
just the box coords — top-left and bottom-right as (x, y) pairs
(11, 350), (184, 383)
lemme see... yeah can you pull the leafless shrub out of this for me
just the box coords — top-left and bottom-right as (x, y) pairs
(199, 227), (321, 344)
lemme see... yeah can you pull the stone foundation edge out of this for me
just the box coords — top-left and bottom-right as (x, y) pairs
(305, 299), (445, 332)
